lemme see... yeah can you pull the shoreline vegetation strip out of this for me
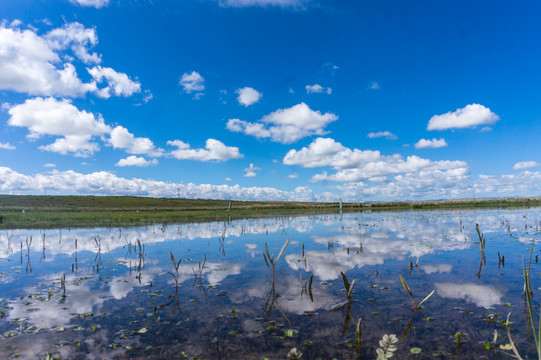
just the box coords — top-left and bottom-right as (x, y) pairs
(1, 194), (540, 229)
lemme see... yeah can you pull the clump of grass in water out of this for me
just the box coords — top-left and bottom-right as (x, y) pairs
(506, 241), (541, 359)
(399, 274), (435, 339)
(263, 238), (290, 324)
(338, 272), (357, 334)
(166, 251), (182, 315)
(398, 274), (434, 311)
(476, 223), (486, 279)
(263, 238), (289, 289)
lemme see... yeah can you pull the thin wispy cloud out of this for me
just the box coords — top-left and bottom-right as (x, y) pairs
(305, 84), (332, 94)
(219, 0), (306, 8)
(367, 131), (397, 140)
(243, 163), (261, 177)
(513, 161), (541, 170)
(69, 0), (110, 8)
(0, 142), (15, 150)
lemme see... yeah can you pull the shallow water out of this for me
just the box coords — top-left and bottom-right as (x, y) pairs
(1, 208), (541, 359)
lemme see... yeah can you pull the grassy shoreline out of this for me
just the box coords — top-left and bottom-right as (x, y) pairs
(1, 194), (541, 229)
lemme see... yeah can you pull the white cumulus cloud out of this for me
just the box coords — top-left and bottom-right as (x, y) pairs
(108, 126), (162, 156)
(45, 22), (101, 64)
(226, 102), (338, 144)
(88, 66), (141, 98)
(427, 104), (500, 131)
(0, 22), (141, 99)
(236, 87), (262, 107)
(115, 156), (158, 167)
(180, 71), (205, 94)
(284, 137), (468, 183)
(513, 161), (541, 170)
(7, 97), (110, 157)
(414, 138), (448, 149)
(0, 25), (96, 97)
(167, 139), (243, 162)
(367, 131), (397, 140)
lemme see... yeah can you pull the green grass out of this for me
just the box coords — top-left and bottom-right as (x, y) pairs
(1, 194), (541, 229)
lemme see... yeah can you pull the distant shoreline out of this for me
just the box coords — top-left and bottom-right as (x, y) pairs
(1, 194), (540, 229)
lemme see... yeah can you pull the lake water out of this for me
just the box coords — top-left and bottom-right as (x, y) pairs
(1, 208), (541, 359)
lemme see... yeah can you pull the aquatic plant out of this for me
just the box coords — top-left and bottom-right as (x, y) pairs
(376, 334), (398, 359)
(263, 238), (289, 288)
(339, 272), (357, 334)
(341, 271), (356, 303)
(166, 251), (182, 315)
(398, 274), (434, 311)
(505, 248), (541, 360)
(263, 238), (290, 324)
(476, 223), (486, 279)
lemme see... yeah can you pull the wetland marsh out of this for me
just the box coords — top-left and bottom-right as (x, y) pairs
(1, 207), (541, 359)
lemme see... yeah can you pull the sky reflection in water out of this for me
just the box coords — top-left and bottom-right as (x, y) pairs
(1, 208), (541, 359)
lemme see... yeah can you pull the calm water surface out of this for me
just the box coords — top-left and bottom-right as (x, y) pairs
(1, 208), (541, 359)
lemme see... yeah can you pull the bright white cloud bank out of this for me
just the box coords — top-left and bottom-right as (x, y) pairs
(414, 138), (448, 149)
(236, 87), (262, 107)
(0, 22), (140, 98)
(226, 102), (338, 144)
(284, 137), (467, 182)
(1, 166), (540, 202)
(0, 167), (315, 201)
(427, 104), (500, 130)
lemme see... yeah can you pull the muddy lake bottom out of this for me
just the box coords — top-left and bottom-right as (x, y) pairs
(1, 208), (541, 359)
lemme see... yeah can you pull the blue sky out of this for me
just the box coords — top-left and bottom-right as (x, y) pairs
(1, 0), (541, 202)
